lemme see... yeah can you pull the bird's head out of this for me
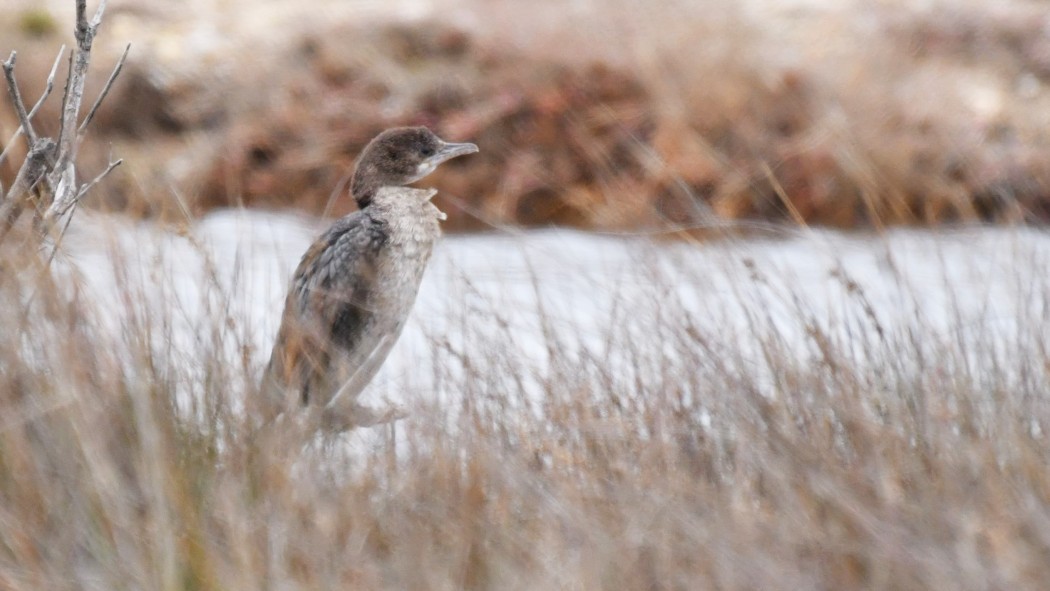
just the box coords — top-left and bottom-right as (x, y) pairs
(350, 127), (478, 208)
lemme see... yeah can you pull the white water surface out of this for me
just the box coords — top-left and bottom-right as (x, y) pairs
(57, 211), (1050, 437)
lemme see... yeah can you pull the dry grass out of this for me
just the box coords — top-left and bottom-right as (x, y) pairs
(1, 227), (1049, 590)
(2, 1), (1050, 588)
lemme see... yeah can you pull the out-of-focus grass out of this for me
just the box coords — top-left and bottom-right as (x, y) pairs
(2, 229), (1049, 590)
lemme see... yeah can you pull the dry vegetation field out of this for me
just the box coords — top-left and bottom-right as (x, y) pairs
(3, 223), (1050, 590)
(2, 1), (1050, 590)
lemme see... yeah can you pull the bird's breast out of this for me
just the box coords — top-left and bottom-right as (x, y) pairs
(369, 231), (436, 319)
(364, 186), (443, 318)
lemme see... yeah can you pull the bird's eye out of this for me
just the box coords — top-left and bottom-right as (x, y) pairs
(421, 146), (434, 157)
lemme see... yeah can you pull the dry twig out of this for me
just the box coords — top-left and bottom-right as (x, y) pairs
(28, 46), (66, 122)
(0, 47), (66, 170)
(0, 139), (55, 242)
(48, 0), (110, 212)
(41, 153), (122, 244)
(75, 157), (123, 205)
(1, 52), (37, 145)
(78, 43), (129, 138)
(42, 154), (121, 268)
(0, 0), (127, 249)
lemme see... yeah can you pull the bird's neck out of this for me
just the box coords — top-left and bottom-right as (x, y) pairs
(364, 186), (443, 243)
(351, 176), (377, 209)
(351, 163), (388, 208)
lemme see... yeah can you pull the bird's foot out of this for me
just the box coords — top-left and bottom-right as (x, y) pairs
(321, 401), (408, 432)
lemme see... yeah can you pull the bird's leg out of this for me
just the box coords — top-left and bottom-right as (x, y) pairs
(321, 401), (408, 432)
(327, 333), (398, 409)
(321, 332), (406, 432)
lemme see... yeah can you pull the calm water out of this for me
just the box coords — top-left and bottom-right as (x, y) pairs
(60, 211), (1050, 425)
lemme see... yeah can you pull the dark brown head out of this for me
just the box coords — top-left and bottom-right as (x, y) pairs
(350, 127), (478, 208)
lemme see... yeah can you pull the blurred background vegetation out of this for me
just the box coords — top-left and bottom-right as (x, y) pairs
(3, 0), (1049, 233)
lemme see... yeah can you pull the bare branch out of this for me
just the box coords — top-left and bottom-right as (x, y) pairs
(45, 199), (80, 269)
(54, 54), (87, 171)
(53, 47), (74, 167)
(74, 0), (107, 51)
(2, 52), (38, 145)
(2, 138), (53, 204)
(43, 165), (75, 227)
(75, 0), (89, 49)
(78, 43), (129, 138)
(0, 138), (55, 243)
(28, 45), (66, 121)
(90, 0), (108, 29)
(0, 129), (18, 172)
(1, 0), (120, 248)
(0, 46), (65, 169)
(50, 0), (109, 209)
(73, 157), (121, 206)
(38, 155), (119, 249)
(43, 155), (121, 224)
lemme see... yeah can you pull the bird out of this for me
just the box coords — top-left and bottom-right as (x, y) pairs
(262, 126), (478, 431)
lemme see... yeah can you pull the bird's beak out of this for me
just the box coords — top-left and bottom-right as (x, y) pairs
(429, 140), (479, 166)
(411, 139), (478, 185)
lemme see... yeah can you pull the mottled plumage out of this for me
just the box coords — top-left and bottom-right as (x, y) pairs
(263, 127), (478, 430)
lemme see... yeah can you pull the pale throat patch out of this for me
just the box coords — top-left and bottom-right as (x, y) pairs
(415, 161), (437, 179)
(374, 186), (447, 221)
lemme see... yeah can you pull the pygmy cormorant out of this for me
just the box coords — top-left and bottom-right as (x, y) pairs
(263, 126), (478, 430)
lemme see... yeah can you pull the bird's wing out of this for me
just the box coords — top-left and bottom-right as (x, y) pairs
(264, 212), (388, 408)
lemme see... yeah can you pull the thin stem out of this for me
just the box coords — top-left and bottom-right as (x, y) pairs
(78, 43), (130, 138)
(28, 45), (66, 121)
(73, 157), (123, 208)
(0, 46), (64, 169)
(2, 52), (37, 144)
